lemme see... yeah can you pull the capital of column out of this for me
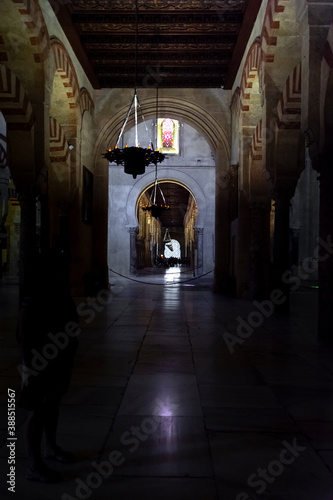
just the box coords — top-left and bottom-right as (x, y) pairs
(194, 227), (204, 235)
(128, 226), (139, 235)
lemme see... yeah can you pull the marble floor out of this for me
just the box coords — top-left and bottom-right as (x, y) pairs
(0, 271), (333, 499)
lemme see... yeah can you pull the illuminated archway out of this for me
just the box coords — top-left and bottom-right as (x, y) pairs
(136, 180), (198, 270)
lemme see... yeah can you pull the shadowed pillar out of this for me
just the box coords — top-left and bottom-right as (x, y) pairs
(129, 226), (138, 275)
(272, 189), (293, 313)
(214, 151), (231, 293)
(195, 227), (203, 276)
(18, 190), (36, 300)
(318, 151), (333, 338)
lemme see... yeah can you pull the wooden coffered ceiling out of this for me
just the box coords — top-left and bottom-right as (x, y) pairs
(53, 0), (263, 89)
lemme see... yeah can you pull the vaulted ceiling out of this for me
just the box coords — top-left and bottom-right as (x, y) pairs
(53, 0), (262, 89)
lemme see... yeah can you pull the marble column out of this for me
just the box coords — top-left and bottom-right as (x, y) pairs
(272, 191), (292, 313)
(195, 227), (204, 276)
(129, 226), (138, 275)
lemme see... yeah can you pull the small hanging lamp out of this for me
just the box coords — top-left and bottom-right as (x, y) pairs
(103, 0), (165, 178)
(142, 176), (170, 219)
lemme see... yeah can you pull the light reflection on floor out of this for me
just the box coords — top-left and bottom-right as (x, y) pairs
(164, 268), (182, 284)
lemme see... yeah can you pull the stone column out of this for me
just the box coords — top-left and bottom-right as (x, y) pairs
(93, 161), (109, 288)
(272, 190), (292, 313)
(18, 190), (36, 300)
(129, 226), (138, 275)
(214, 153), (231, 293)
(195, 227), (204, 276)
(0, 225), (6, 279)
(248, 200), (270, 299)
(318, 152), (333, 338)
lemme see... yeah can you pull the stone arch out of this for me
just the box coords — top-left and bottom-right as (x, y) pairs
(273, 63), (303, 185)
(0, 0), (48, 100)
(50, 38), (80, 113)
(0, 64), (35, 131)
(79, 88), (95, 171)
(276, 63), (302, 130)
(249, 119), (273, 198)
(261, 0), (301, 90)
(80, 88), (94, 115)
(239, 38), (262, 114)
(7, 0), (49, 59)
(97, 93), (228, 283)
(96, 95), (229, 169)
(49, 38), (80, 186)
(49, 116), (70, 164)
(126, 171), (207, 229)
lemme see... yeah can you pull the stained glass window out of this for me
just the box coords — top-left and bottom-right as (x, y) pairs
(162, 118), (174, 149)
(157, 118), (179, 154)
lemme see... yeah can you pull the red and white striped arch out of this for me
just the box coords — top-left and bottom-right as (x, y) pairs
(239, 38), (262, 112)
(276, 63), (301, 129)
(51, 39), (80, 111)
(251, 119), (263, 161)
(49, 116), (70, 164)
(0, 0), (48, 64)
(0, 64), (34, 130)
(80, 87), (94, 115)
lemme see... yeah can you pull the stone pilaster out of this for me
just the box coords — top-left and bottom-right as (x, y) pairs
(317, 151), (333, 338)
(214, 152), (231, 293)
(129, 226), (138, 275)
(248, 200), (270, 299)
(272, 188), (293, 313)
(18, 189), (37, 300)
(195, 227), (204, 276)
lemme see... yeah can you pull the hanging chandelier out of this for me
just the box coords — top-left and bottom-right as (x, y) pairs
(142, 177), (170, 219)
(103, 90), (165, 179)
(103, 0), (166, 179)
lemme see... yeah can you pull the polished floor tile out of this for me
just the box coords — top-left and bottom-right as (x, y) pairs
(209, 432), (333, 500)
(102, 416), (212, 477)
(0, 282), (332, 499)
(117, 373), (203, 416)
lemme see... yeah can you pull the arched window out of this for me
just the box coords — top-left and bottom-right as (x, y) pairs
(157, 118), (179, 154)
